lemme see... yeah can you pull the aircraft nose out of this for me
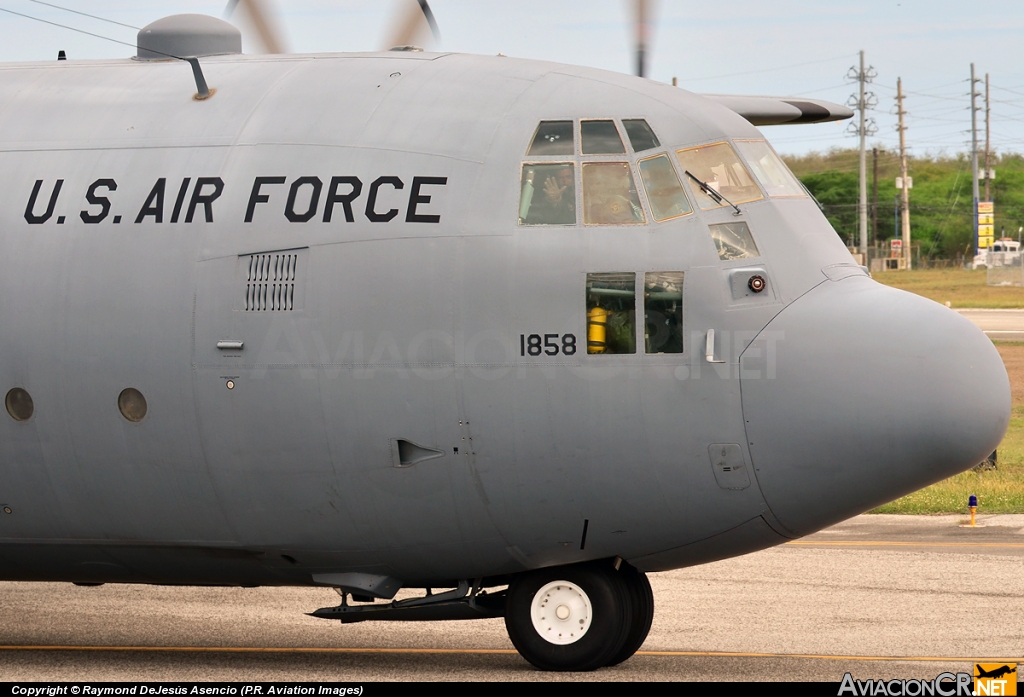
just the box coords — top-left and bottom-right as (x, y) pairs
(740, 275), (1010, 537)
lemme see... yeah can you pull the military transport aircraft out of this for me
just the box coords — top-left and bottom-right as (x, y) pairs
(0, 2), (1011, 672)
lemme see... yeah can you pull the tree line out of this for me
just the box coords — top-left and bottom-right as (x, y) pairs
(782, 149), (1024, 259)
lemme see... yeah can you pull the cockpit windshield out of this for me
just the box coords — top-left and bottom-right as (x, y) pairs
(582, 162), (645, 225)
(637, 154), (691, 221)
(734, 140), (805, 198)
(519, 163), (577, 225)
(675, 142), (763, 210)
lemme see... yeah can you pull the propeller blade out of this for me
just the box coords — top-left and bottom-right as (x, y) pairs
(633, 0), (654, 78)
(225, 0), (287, 54)
(418, 0), (441, 42)
(384, 0), (440, 50)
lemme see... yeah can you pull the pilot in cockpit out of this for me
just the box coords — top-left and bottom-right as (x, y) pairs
(523, 165), (576, 225)
(582, 162), (645, 225)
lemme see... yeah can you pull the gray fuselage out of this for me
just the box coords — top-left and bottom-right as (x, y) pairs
(0, 51), (1009, 589)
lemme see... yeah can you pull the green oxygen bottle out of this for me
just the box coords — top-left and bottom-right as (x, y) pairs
(518, 168), (535, 222)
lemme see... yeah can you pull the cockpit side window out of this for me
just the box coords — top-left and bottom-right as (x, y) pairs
(637, 154), (692, 222)
(580, 120), (626, 155)
(644, 272), (683, 354)
(587, 273), (636, 354)
(581, 162), (646, 225)
(675, 142), (764, 210)
(519, 163), (577, 226)
(709, 221), (760, 260)
(528, 121), (575, 156)
(622, 119), (660, 152)
(734, 140), (806, 198)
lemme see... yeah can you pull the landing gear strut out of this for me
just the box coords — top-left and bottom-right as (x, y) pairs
(504, 560), (653, 671)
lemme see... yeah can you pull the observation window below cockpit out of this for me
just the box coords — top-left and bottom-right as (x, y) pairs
(676, 142), (764, 210)
(519, 163), (577, 226)
(581, 120), (626, 155)
(637, 154), (692, 222)
(623, 119), (660, 152)
(734, 140), (806, 198)
(709, 221), (760, 261)
(586, 273), (636, 354)
(582, 162), (645, 225)
(527, 120), (575, 156)
(644, 272), (683, 354)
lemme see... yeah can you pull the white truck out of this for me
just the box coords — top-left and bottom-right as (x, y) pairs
(972, 238), (1021, 269)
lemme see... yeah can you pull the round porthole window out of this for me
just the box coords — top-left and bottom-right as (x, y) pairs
(117, 388), (147, 422)
(5, 388), (34, 421)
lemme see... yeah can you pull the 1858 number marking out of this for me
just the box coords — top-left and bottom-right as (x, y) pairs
(520, 334), (577, 357)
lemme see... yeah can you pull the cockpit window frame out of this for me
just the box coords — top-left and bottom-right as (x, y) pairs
(518, 118), (708, 228)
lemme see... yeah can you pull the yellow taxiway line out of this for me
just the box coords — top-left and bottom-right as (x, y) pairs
(0, 646), (1020, 662)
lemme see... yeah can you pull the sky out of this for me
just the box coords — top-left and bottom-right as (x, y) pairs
(1, 0), (1023, 160)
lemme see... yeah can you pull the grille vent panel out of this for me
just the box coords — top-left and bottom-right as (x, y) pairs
(245, 253), (297, 311)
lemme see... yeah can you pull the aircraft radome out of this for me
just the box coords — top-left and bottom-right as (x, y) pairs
(0, 7), (1010, 672)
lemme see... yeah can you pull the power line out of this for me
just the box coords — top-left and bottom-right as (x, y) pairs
(677, 52), (854, 83)
(0, 6), (193, 64)
(25, 0), (139, 30)
(0, 6), (139, 51)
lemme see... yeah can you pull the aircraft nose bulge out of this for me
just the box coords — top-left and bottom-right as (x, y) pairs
(741, 276), (1010, 537)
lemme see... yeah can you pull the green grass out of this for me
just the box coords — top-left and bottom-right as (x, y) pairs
(873, 268), (1024, 308)
(871, 407), (1024, 514)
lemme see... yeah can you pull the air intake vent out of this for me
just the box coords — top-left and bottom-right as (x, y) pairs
(245, 253), (298, 311)
(390, 439), (445, 467)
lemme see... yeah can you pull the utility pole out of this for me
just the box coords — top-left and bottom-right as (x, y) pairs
(971, 63), (981, 255)
(985, 73), (991, 202)
(897, 78), (911, 269)
(872, 147), (879, 252)
(847, 51), (877, 263)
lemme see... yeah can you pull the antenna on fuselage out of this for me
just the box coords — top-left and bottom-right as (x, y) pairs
(137, 15), (242, 100)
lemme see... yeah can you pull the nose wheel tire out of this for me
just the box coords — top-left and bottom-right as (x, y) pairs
(604, 563), (654, 666)
(505, 562), (633, 671)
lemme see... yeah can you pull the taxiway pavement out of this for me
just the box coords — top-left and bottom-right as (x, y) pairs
(959, 308), (1024, 341)
(1, 514), (1021, 681)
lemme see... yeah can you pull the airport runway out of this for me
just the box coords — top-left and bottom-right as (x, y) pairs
(1, 514), (1021, 682)
(959, 308), (1024, 341)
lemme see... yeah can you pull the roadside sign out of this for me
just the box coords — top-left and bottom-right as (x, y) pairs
(978, 202), (995, 250)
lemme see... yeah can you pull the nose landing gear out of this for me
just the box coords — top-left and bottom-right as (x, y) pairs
(505, 560), (654, 671)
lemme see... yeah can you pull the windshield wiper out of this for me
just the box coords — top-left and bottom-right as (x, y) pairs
(685, 171), (741, 216)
